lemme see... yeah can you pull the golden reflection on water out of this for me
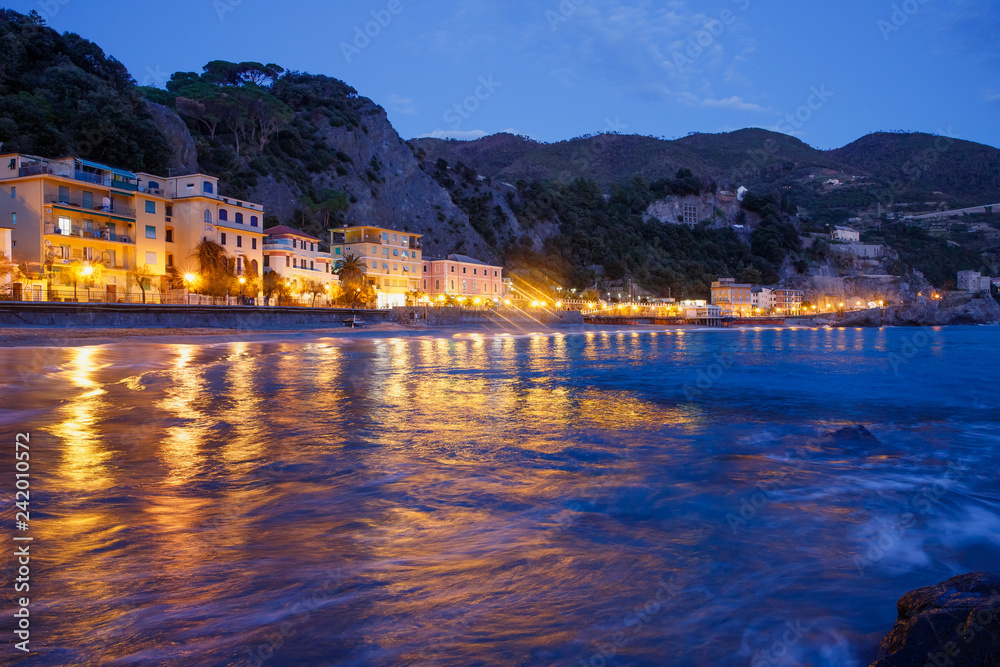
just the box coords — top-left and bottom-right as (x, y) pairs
(52, 347), (114, 490)
(158, 345), (212, 484)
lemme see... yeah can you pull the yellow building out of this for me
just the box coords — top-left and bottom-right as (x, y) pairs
(134, 172), (266, 285)
(329, 225), (422, 308)
(0, 153), (265, 301)
(711, 278), (754, 318)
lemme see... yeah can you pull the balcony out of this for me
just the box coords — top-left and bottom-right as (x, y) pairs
(45, 223), (135, 245)
(45, 194), (136, 219)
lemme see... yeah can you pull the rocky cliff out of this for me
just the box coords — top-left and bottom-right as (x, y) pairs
(828, 293), (1000, 327)
(870, 572), (999, 667)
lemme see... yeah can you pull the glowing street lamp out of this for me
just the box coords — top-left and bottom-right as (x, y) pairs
(239, 276), (247, 302)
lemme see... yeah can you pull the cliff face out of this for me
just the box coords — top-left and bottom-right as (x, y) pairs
(146, 97), (492, 260)
(144, 102), (199, 175)
(831, 293), (1000, 327)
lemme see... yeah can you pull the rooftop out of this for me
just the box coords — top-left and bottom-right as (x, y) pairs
(264, 225), (321, 242)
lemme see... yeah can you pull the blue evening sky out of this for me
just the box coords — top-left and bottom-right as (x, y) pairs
(12, 0), (1000, 149)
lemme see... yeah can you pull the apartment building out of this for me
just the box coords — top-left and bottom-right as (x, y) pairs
(831, 226), (861, 243)
(422, 254), (505, 300)
(263, 225), (337, 288)
(136, 171), (265, 282)
(752, 287), (775, 314)
(711, 279), (754, 317)
(329, 225), (422, 308)
(773, 289), (804, 316)
(0, 153), (265, 300)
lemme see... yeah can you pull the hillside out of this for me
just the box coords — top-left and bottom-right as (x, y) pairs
(2, 7), (997, 297)
(0, 9), (169, 172)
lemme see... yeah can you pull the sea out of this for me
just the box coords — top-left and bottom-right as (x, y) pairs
(2, 325), (999, 666)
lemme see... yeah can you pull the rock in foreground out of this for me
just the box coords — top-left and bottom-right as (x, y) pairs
(871, 572), (1000, 666)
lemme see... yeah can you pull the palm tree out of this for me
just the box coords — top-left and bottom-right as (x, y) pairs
(193, 239), (232, 297)
(334, 253), (367, 288)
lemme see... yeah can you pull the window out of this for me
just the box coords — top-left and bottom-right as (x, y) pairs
(450, 280), (455, 290)
(186, 183), (195, 191)
(165, 228), (174, 243)
(463, 280), (467, 291)
(310, 261), (314, 270)
(372, 246), (378, 253)
(393, 234), (397, 242)
(235, 212), (244, 225)
(393, 250), (399, 257)
(204, 210), (213, 224)
(236, 236), (242, 248)
(292, 239), (297, 249)
(146, 251), (157, 265)
(219, 209), (228, 222)
(10, 187), (15, 199)
(203, 182), (214, 194)
(494, 271), (499, 277)
(422, 265), (427, 273)
(58, 186), (70, 203)
(450, 266), (455, 273)
(145, 200), (156, 214)
(435, 279), (441, 290)
(264, 256), (270, 268)
(335, 248), (341, 255)
(286, 256), (290, 268)
(252, 238), (257, 250)
(166, 205), (173, 218)
(250, 216), (259, 227)
(83, 247), (94, 261)
(166, 253), (173, 268)
(145, 225), (156, 239)
(10, 213), (15, 226)
(221, 233), (227, 246)
(58, 216), (71, 235)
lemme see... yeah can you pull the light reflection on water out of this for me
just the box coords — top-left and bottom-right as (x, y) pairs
(2, 327), (999, 666)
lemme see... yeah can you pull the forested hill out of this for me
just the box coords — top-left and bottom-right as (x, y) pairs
(412, 129), (1000, 209)
(1, 7), (996, 296)
(0, 9), (169, 172)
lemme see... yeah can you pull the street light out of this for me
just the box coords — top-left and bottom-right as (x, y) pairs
(239, 276), (247, 304)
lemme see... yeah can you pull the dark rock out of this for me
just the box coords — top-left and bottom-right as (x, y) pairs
(870, 572), (1000, 666)
(825, 425), (880, 443)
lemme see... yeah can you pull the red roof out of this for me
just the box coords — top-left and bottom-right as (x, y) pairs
(263, 225), (321, 242)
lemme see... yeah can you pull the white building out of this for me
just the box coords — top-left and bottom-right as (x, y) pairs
(752, 287), (774, 313)
(831, 226), (861, 243)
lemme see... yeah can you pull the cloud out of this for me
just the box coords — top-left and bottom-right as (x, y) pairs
(701, 96), (768, 113)
(986, 90), (1000, 103)
(386, 94), (417, 115)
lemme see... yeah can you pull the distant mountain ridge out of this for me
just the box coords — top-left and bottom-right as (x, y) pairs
(411, 129), (1000, 207)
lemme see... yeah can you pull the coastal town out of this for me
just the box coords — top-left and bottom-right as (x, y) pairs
(2, 151), (994, 328)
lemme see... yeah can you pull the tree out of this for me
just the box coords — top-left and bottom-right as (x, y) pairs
(334, 253), (367, 287)
(127, 264), (156, 303)
(193, 239), (233, 297)
(262, 270), (289, 306)
(303, 279), (326, 307)
(68, 261), (103, 301)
